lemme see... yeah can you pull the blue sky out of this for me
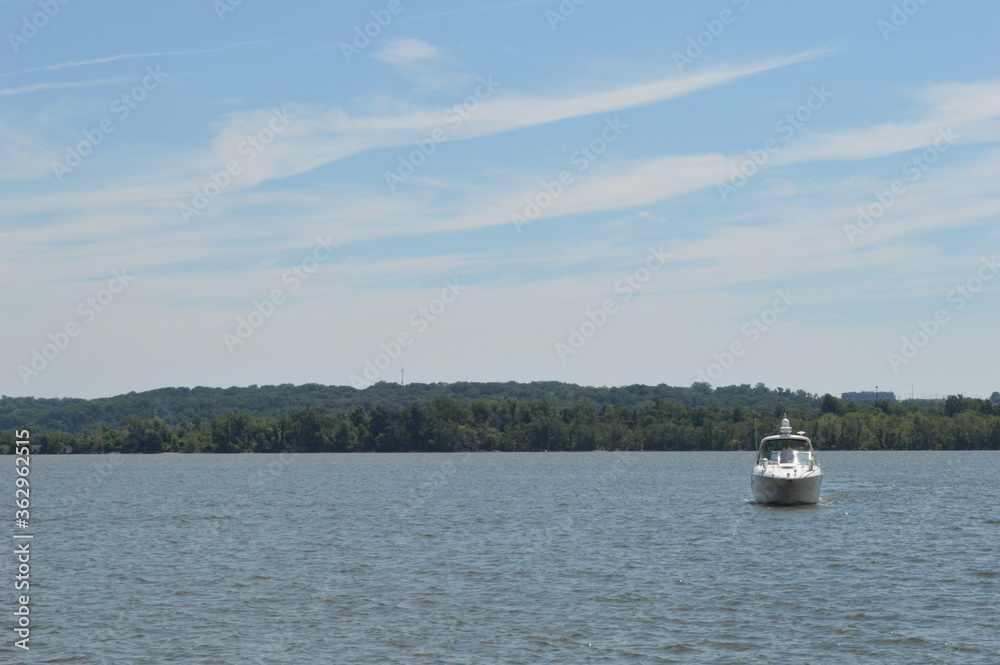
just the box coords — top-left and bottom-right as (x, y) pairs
(2, 0), (999, 399)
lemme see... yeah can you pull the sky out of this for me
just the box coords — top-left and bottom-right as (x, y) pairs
(1, 0), (999, 400)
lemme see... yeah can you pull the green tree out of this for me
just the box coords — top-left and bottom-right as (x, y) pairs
(0, 430), (13, 455)
(210, 411), (272, 453)
(122, 417), (175, 454)
(37, 431), (69, 454)
(820, 393), (843, 415)
(283, 408), (335, 452)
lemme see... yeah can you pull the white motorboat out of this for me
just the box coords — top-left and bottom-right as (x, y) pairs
(751, 417), (822, 504)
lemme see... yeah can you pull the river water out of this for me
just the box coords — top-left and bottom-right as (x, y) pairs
(3, 451), (997, 664)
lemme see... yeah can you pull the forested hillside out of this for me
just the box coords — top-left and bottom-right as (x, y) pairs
(1, 383), (998, 453)
(0, 381), (818, 435)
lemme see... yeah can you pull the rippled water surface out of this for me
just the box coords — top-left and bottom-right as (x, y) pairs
(4, 451), (998, 663)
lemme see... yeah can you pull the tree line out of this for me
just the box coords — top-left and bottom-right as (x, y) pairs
(2, 389), (998, 454)
(0, 381), (823, 435)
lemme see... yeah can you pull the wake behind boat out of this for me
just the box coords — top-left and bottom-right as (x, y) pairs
(751, 417), (822, 504)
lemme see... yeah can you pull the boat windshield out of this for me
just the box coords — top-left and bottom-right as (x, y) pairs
(760, 449), (813, 464)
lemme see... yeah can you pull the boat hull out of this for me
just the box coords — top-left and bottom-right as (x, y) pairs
(751, 471), (822, 505)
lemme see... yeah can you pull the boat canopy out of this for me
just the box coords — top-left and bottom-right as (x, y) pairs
(755, 418), (815, 461)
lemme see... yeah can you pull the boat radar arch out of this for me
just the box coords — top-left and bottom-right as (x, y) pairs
(779, 418), (792, 435)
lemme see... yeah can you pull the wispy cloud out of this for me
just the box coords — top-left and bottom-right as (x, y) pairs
(196, 51), (821, 191)
(375, 38), (440, 68)
(0, 77), (136, 97)
(777, 79), (1000, 164)
(0, 122), (61, 180)
(0, 41), (274, 78)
